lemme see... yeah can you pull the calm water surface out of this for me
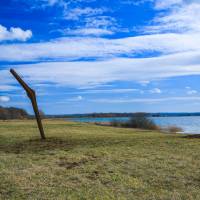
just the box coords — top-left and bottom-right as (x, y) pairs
(68, 116), (200, 134)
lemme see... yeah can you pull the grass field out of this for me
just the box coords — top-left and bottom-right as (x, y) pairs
(0, 120), (200, 200)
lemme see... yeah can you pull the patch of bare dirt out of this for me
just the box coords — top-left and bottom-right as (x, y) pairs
(57, 155), (99, 169)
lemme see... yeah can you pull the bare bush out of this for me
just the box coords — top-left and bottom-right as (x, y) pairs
(165, 126), (183, 134)
(111, 113), (159, 130)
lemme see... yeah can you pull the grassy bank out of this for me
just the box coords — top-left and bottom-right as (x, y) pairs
(0, 120), (200, 200)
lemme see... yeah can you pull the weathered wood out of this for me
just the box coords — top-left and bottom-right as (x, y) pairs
(10, 69), (46, 140)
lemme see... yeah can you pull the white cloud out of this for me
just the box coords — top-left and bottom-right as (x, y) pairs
(0, 85), (19, 91)
(2, 1), (200, 62)
(47, 0), (60, 6)
(185, 86), (198, 95)
(1, 33), (200, 61)
(90, 96), (200, 104)
(150, 88), (162, 94)
(121, 0), (153, 5)
(29, 0), (114, 31)
(0, 96), (10, 102)
(77, 95), (83, 100)
(187, 90), (198, 95)
(72, 88), (139, 94)
(64, 28), (114, 36)
(64, 7), (106, 20)
(0, 24), (32, 42)
(154, 0), (183, 9)
(145, 1), (200, 34)
(85, 16), (117, 29)
(1, 50), (200, 88)
(61, 5), (116, 35)
(29, 0), (67, 9)
(1, 0), (200, 93)
(68, 95), (83, 101)
(139, 80), (150, 86)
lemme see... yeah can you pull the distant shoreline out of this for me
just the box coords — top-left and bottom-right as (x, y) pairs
(45, 112), (200, 119)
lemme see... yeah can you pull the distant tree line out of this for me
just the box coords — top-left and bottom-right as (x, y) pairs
(1, 106), (200, 120)
(47, 112), (200, 118)
(0, 106), (30, 120)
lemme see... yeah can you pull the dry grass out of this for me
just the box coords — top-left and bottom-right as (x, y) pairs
(0, 120), (200, 200)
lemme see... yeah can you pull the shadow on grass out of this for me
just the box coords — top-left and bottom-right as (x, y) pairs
(182, 134), (200, 139)
(0, 135), (132, 154)
(0, 137), (74, 154)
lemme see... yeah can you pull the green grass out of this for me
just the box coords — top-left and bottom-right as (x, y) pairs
(0, 120), (200, 200)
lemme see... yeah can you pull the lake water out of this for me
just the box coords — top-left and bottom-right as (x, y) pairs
(68, 116), (200, 134)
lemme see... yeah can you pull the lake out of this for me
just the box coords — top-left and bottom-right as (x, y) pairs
(68, 116), (200, 134)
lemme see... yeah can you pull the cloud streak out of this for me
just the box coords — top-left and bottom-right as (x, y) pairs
(0, 33), (200, 61)
(64, 7), (106, 20)
(64, 28), (114, 36)
(91, 96), (200, 104)
(1, 50), (200, 89)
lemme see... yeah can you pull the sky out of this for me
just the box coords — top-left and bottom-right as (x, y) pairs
(1, 0), (200, 114)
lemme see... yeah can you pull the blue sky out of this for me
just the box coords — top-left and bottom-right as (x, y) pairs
(1, 0), (200, 114)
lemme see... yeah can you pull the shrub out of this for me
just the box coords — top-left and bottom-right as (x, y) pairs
(110, 120), (123, 127)
(110, 113), (159, 130)
(165, 126), (183, 134)
(124, 113), (158, 130)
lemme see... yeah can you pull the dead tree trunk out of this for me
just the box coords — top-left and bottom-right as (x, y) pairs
(10, 69), (46, 140)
